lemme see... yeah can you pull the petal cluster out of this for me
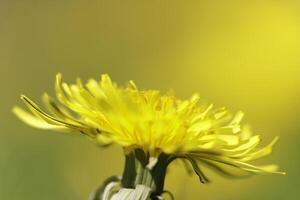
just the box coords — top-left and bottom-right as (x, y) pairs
(13, 74), (284, 177)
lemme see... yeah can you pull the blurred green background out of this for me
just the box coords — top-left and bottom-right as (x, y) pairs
(1, 0), (299, 199)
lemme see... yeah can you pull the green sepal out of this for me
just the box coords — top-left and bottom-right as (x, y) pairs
(89, 176), (121, 200)
(185, 156), (210, 184)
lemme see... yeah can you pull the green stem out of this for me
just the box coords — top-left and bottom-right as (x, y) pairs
(121, 149), (170, 198)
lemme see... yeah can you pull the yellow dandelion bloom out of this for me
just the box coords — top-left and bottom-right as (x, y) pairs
(13, 74), (284, 198)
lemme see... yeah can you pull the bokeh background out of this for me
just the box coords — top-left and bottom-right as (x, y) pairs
(1, 1), (299, 199)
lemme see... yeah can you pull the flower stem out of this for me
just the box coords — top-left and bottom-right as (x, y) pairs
(121, 149), (170, 198)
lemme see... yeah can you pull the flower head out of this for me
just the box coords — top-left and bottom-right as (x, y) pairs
(13, 74), (284, 183)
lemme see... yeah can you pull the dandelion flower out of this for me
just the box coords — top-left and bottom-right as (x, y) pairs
(13, 74), (285, 199)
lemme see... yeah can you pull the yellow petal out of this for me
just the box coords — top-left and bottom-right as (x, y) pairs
(12, 106), (68, 131)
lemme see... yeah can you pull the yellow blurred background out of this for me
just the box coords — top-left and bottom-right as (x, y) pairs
(1, 0), (299, 199)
